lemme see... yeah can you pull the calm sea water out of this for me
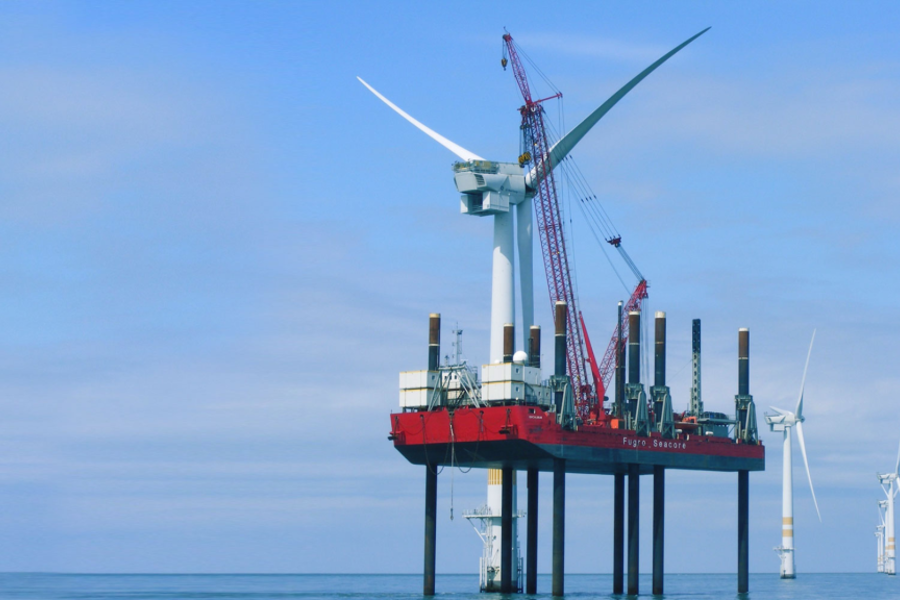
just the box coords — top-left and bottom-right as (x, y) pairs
(1, 573), (896, 600)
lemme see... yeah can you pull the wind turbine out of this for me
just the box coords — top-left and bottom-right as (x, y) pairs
(764, 330), (821, 579)
(878, 441), (900, 574)
(878, 500), (888, 573)
(357, 28), (708, 364)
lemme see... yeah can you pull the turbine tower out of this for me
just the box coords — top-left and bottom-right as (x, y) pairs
(764, 330), (820, 578)
(878, 500), (888, 573)
(878, 441), (900, 575)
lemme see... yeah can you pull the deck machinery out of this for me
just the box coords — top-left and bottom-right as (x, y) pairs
(394, 310), (763, 596)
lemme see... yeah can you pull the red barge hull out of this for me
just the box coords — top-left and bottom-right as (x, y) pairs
(391, 405), (764, 474)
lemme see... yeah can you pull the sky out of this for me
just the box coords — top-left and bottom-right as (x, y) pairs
(1, 0), (900, 576)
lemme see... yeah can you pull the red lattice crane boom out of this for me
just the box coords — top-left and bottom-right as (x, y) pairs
(595, 279), (648, 401)
(502, 32), (595, 418)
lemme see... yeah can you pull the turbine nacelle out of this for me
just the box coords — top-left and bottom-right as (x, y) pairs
(453, 161), (526, 216)
(764, 407), (802, 431)
(878, 473), (898, 485)
(878, 439), (900, 487)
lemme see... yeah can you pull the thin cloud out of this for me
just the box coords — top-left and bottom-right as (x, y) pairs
(522, 32), (669, 63)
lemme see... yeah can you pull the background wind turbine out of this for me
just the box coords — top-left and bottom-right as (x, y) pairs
(878, 500), (888, 573)
(878, 442), (900, 574)
(764, 330), (821, 579)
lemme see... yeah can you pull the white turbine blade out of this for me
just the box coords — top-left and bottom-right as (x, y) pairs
(525, 27), (710, 189)
(795, 421), (822, 522)
(894, 438), (900, 475)
(357, 77), (485, 162)
(768, 406), (790, 415)
(795, 329), (816, 418)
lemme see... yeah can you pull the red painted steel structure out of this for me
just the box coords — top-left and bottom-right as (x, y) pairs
(502, 33), (594, 418)
(596, 279), (649, 400)
(390, 405), (765, 474)
(579, 312), (603, 414)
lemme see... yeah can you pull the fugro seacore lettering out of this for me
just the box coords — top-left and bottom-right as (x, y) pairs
(622, 437), (687, 450)
(652, 439), (687, 449)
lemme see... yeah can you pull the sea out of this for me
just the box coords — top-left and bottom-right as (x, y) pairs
(1, 573), (896, 600)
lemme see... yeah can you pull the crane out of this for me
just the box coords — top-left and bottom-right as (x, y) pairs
(502, 32), (595, 420)
(502, 29), (707, 418)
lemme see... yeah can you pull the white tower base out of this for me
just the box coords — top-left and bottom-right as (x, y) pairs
(490, 212), (515, 363)
(887, 485), (896, 575)
(516, 198), (533, 350)
(777, 427), (796, 578)
(465, 469), (524, 592)
(880, 472), (897, 575)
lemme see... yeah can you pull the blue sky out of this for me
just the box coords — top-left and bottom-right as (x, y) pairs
(1, 0), (900, 576)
